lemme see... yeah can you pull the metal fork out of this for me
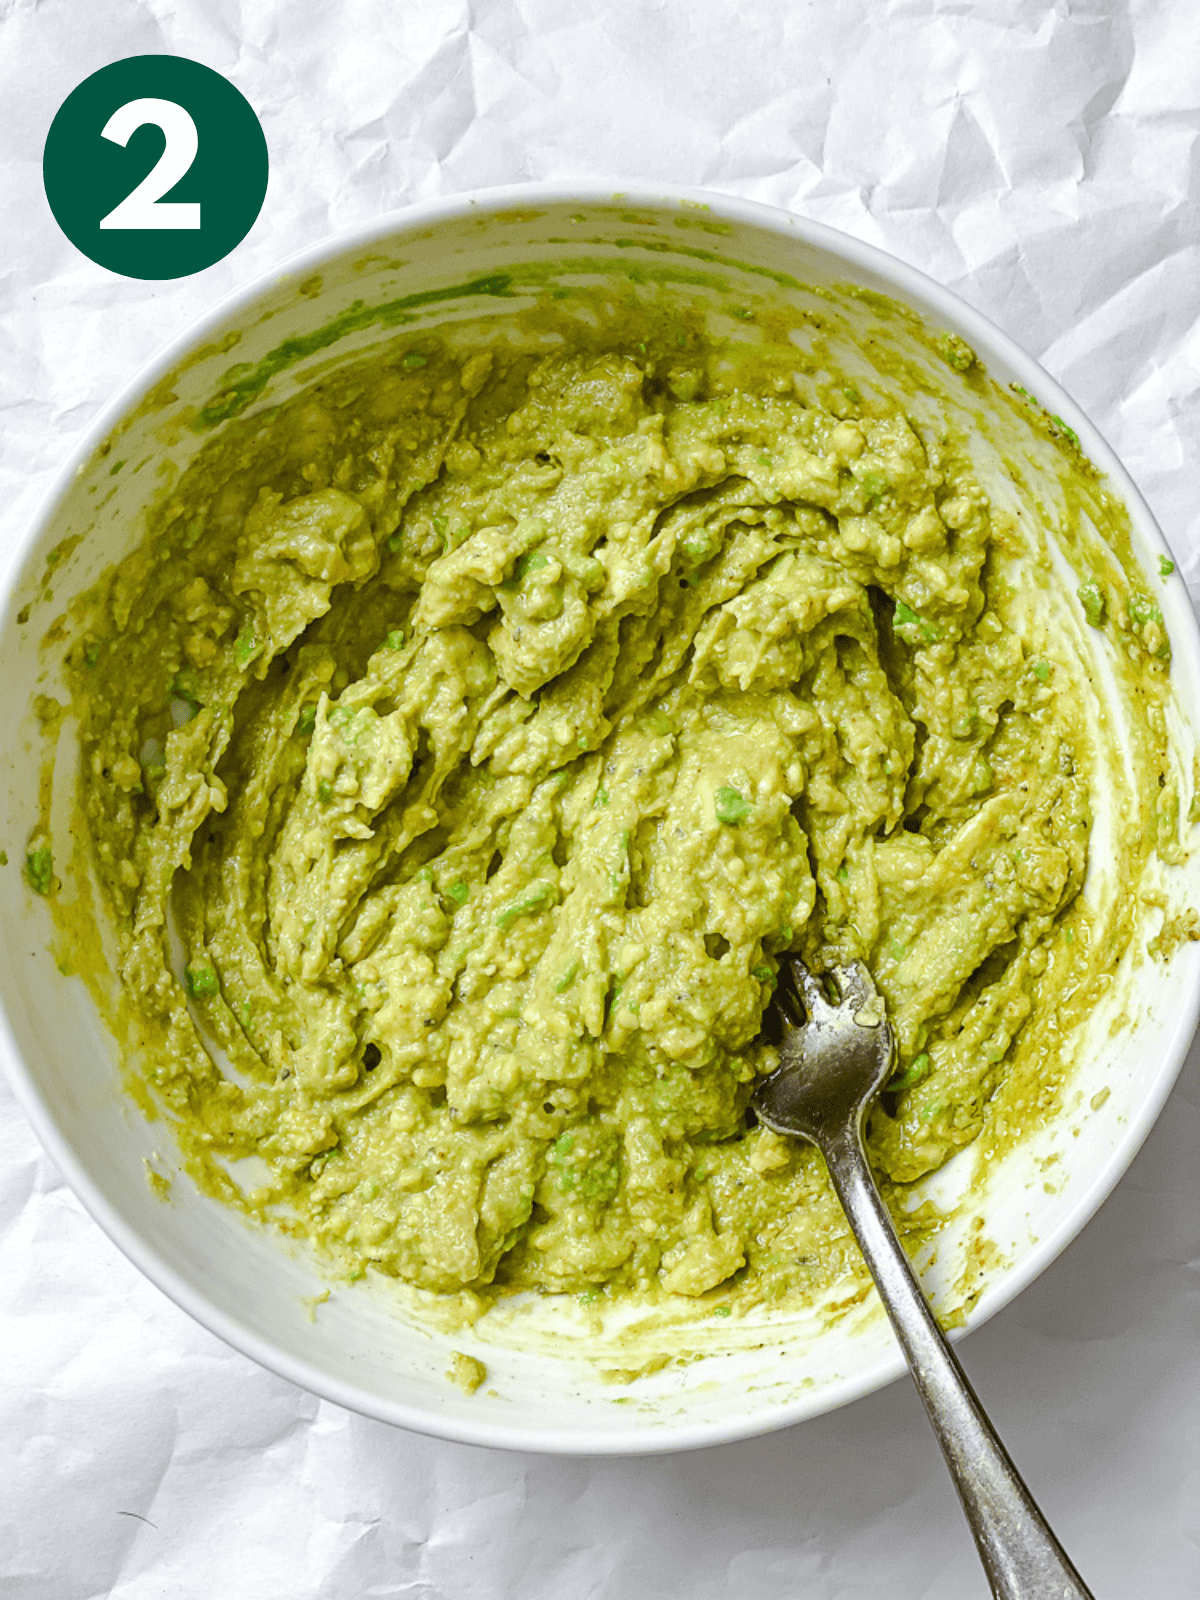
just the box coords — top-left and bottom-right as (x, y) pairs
(752, 956), (1095, 1600)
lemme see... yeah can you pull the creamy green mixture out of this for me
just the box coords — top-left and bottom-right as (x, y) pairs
(56, 296), (1177, 1312)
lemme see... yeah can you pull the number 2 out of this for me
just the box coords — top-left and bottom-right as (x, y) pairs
(99, 97), (201, 230)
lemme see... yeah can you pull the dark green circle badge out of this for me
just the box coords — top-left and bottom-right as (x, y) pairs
(44, 56), (268, 280)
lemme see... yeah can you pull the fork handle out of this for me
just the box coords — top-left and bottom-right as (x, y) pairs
(821, 1124), (1095, 1600)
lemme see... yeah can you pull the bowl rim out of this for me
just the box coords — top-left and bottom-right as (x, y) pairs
(4, 179), (1199, 1456)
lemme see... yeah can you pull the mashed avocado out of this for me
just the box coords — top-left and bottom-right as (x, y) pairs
(57, 294), (1177, 1312)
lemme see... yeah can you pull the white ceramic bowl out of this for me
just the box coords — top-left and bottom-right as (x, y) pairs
(4, 185), (1199, 1454)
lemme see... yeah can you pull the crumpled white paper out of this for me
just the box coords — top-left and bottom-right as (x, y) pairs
(2, 1), (1198, 1596)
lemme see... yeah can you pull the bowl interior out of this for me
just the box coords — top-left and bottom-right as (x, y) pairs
(3, 189), (1198, 1453)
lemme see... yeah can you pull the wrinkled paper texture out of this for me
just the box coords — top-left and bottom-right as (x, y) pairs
(1, 1), (1198, 1595)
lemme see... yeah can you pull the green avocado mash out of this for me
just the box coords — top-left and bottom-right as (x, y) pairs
(55, 290), (1179, 1313)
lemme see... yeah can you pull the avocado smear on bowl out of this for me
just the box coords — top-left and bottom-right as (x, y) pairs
(51, 287), (1184, 1322)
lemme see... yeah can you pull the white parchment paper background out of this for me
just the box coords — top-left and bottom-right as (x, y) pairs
(2, 2), (1198, 1595)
